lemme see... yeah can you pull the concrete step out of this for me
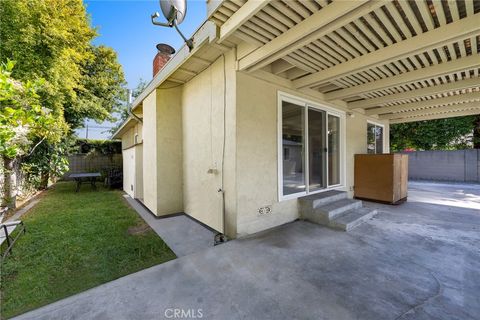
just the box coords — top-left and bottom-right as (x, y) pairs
(298, 190), (348, 211)
(316, 199), (362, 220)
(329, 208), (378, 231)
(302, 198), (362, 225)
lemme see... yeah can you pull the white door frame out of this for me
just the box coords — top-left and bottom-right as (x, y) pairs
(277, 91), (346, 201)
(367, 120), (386, 154)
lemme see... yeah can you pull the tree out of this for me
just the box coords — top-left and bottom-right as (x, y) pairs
(110, 79), (148, 134)
(22, 138), (71, 190)
(0, 60), (65, 207)
(0, 0), (95, 120)
(0, 0), (126, 128)
(0, 0), (126, 202)
(132, 79), (149, 99)
(390, 115), (477, 151)
(66, 45), (127, 128)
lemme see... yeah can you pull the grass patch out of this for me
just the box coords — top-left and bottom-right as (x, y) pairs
(0, 182), (176, 318)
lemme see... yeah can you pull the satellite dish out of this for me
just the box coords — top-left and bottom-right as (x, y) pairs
(160, 0), (186, 25)
(151, 0), (193, 50)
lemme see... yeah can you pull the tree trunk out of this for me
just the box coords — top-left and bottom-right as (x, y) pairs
(1, 156), (16, 209)
(39, 170), (49, 190)
(474, 115), (480, 149)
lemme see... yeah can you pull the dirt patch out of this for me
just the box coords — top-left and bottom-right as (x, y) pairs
(127, 221), (151, 235)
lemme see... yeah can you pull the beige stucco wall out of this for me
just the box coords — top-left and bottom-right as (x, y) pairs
(123, 143), (144, 200)
(235, 71), (389, 236)
(135, 143), (144, 200)
(122, 147), (135, 197)
(142, 91), (158, 214)
(121, 122), (144, 199)
(181, 51), (237, 235)
(121, 127), (133, 150)
(142, 88), (183, 216)
(133, 52), (237, 236)
(156, 88), (183, 215)
(142, 88), (183, 215)
(121, 122), (143, 150)
(120, 49), (390, 238)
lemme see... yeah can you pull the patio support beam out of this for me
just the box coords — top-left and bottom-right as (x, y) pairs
(237, 1), (385, 72)
(389, 108), (480, 124)
(380, 101), (480, 120)
(365, 91), (480, 116)
(293, 13), (480, 89)
(324, 54), (480, 101)
(218, 0), (271, 43)
(347, 77), (480, 109)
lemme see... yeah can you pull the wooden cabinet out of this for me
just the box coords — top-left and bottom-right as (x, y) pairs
(354, 154), (408, 204)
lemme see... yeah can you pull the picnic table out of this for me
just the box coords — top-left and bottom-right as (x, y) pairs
(69, 173), (102, 192)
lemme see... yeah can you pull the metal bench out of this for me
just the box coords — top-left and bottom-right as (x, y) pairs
(0, 220), (26, 259)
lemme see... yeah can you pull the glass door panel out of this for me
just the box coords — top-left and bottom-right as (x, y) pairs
(308, 108), (326, 192)
(328, 115), (340, 186)
(282, 101), (305, 196)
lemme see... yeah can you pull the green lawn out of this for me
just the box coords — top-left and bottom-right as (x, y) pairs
(0, 182), (176, 318)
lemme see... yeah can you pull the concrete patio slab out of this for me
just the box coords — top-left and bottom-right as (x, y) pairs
(124, 195), (216, 257)
(13, 182), (480, 320)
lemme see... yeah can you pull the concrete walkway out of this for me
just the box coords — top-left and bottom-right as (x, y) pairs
(13, 182), (480, 320)
(124, 196), (216, 257)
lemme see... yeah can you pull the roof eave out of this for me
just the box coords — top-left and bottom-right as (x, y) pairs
(131, 20), (218, 113)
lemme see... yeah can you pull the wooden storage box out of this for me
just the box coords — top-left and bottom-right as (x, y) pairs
(354, 154), (408, 204)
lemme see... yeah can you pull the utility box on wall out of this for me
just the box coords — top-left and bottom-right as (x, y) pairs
(354, 154), (408, 204)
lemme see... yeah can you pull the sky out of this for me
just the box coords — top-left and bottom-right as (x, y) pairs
(76, 0), (207, 139)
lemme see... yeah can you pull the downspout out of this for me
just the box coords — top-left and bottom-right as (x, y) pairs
(127, 89), (143, 124)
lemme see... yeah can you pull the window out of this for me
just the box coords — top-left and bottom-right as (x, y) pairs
(367, 123), (384, 154)
(279, 93), (344, 200)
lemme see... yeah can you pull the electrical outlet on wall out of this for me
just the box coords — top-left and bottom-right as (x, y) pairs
(258, 205), (272, 216)
(207, 162), (218, 174)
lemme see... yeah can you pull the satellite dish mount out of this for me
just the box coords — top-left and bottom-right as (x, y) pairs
(151, 0), (193, 51)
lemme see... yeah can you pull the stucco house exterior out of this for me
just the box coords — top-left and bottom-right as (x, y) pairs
(113, 0), (480, 239)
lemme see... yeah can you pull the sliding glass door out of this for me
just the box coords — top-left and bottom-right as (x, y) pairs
(282, 101), (305, 196)
(280, 96), (343, 199)
(308, 108), (326, 192)
(328, 115), (340, 186)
